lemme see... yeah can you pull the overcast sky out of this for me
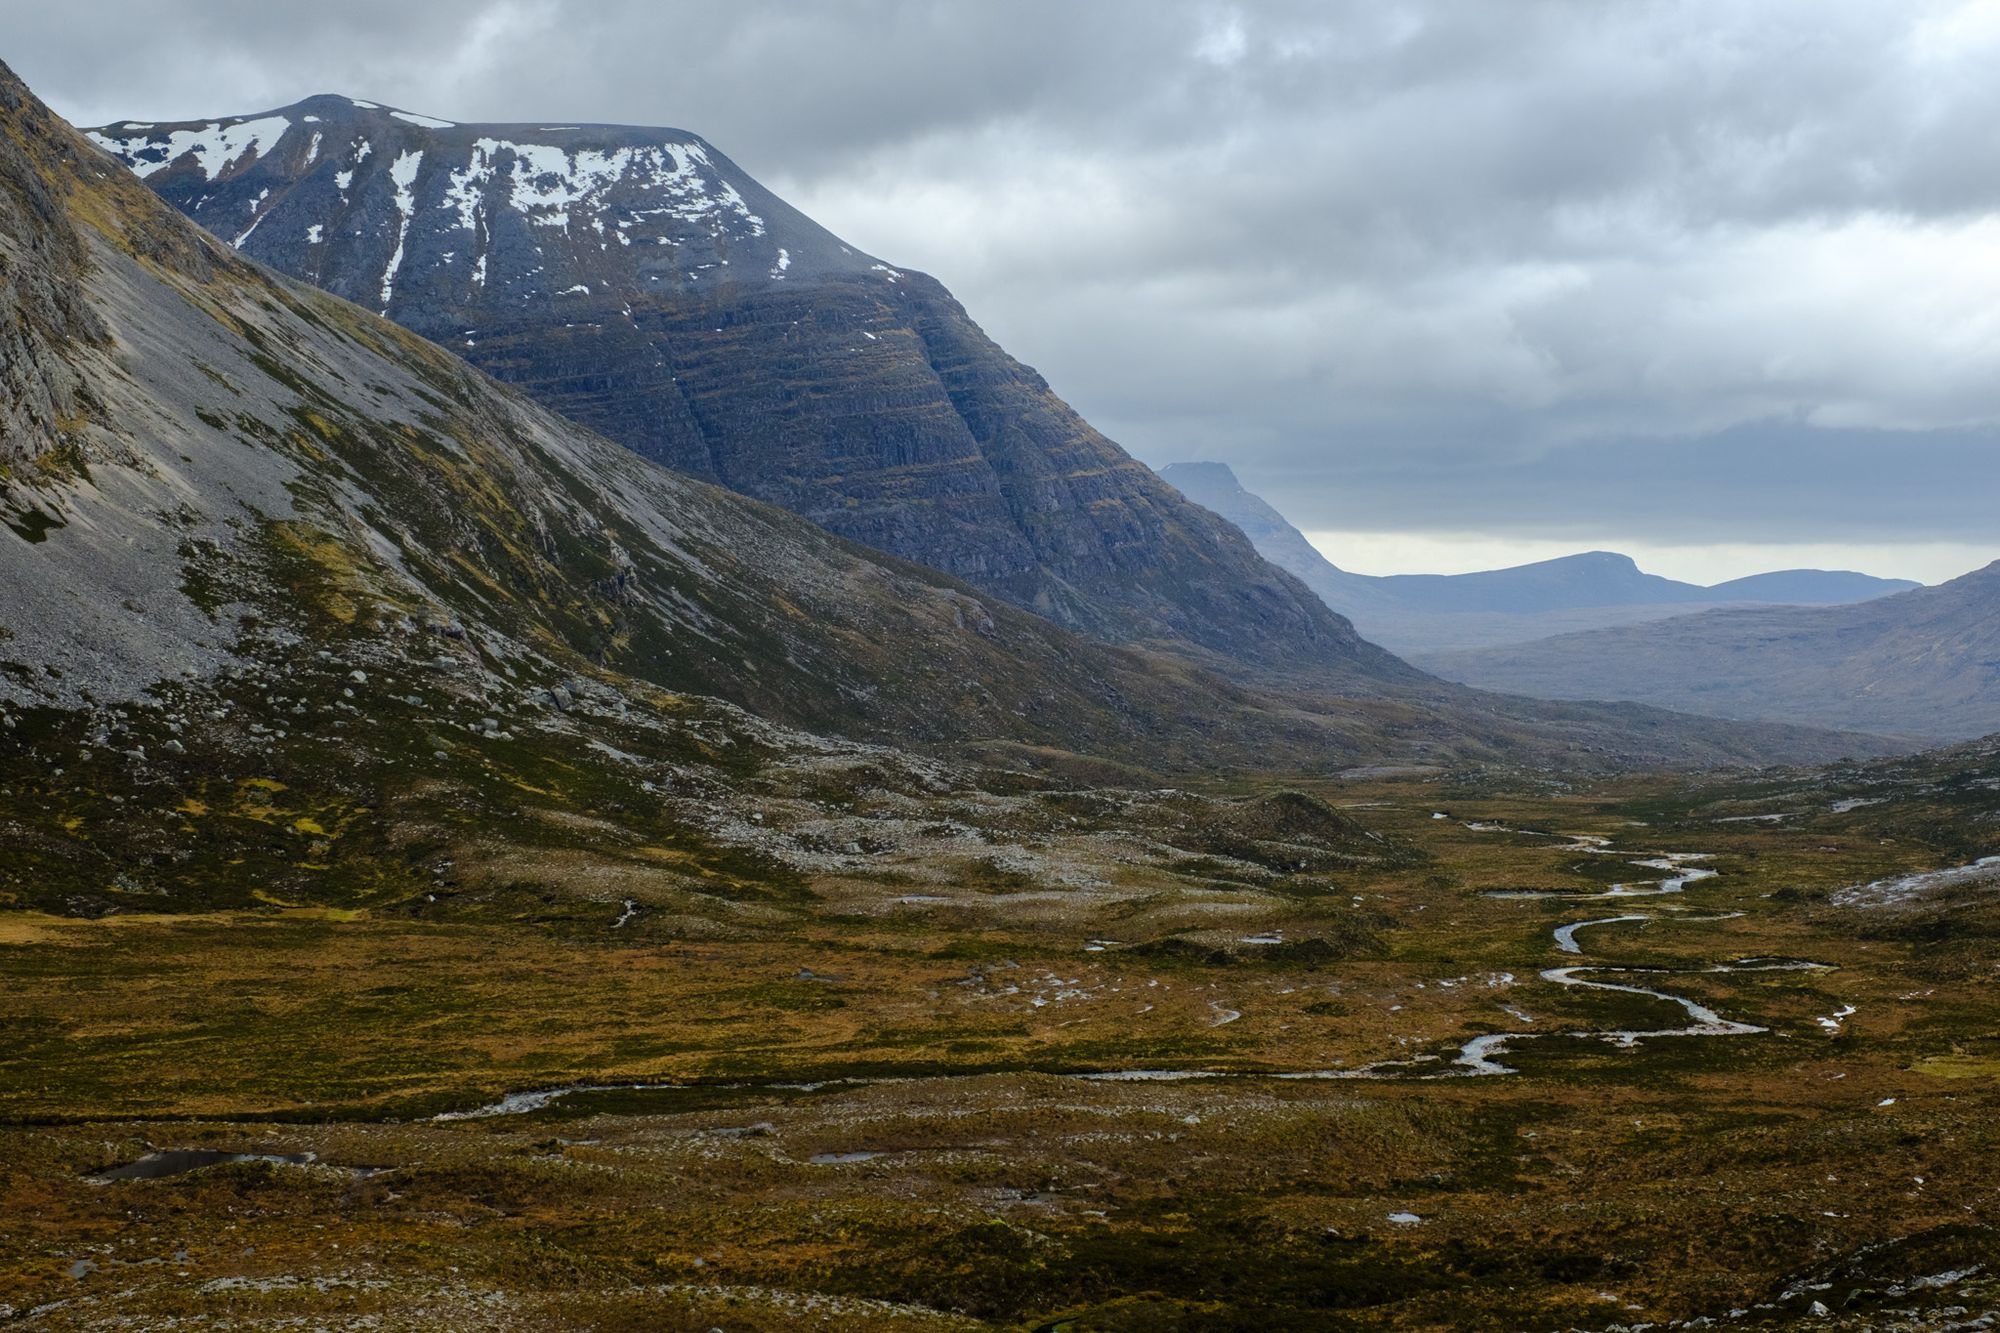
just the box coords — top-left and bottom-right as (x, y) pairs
(12, 1), (2000, 582)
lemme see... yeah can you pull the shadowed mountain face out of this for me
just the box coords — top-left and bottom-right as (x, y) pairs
(82, 98), (1364, 673)
(1159, 461), (1919, 655)
(1420, 562), (2000, 742)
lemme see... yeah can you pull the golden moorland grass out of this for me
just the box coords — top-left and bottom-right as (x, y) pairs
(4, 769), (1998, 1328)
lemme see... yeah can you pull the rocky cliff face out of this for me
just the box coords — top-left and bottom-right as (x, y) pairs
(0, 73), (109, 471)
(84, 98), (1366, 673)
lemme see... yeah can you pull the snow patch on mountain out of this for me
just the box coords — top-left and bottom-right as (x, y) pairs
(88, 116), (291, 180)
(87, 106), (795, 283)
(379, 150), (424, 309)
(445, 137), (766, 238)
(230, 187), (271, 247)
(442, 141), (496, 231)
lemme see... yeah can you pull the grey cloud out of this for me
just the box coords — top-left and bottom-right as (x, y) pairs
(1230, 420), (2000, 546)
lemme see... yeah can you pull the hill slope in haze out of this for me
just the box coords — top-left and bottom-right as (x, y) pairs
(83, 97), (1360, 673)
(1159, 461), (1918, 654)
(1420, 562), (2000, 741)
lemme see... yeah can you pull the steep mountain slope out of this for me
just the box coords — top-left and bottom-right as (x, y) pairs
(1, 61), (1900, 778)
(3, 71), (1305, 765)
(1160, 461), (1917, 654)
(83, 98), (1361, 673)
(1420, 562), (2000, 741)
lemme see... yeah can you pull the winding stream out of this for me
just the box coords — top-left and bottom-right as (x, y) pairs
(1552, 914), (1648, 954)
(433, 823), (1829, 1118)
(1479, 833), (1718, 900)
(1415, 824), (1823, 1076)
(1084, 825), (1827, 1083)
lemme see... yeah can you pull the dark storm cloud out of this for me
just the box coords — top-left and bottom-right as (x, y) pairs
(11, 1), (2000, 552)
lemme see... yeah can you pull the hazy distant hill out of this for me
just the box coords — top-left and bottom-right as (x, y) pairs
(1159, 461), (1918, 653)
(1419, 563), (2000, 741)
(1706, 569), (1922, 603)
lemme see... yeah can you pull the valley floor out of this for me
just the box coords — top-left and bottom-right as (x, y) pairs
(4, 762), (1999, 1330)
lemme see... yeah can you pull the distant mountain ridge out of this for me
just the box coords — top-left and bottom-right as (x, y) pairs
(1158, 461), (1918, 653)
(1705, 569), (1920, 603)
(84, 98), (1368, 676)
(1420, 562), (2000, 741)
(1376, 550), (1706, 614)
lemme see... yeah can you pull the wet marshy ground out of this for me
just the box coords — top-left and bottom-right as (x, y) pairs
(4, 771), (1996, 1328)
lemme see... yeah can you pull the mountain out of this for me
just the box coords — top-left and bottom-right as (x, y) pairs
(81, 98), (1359, 674)
(6, 67), (1353, 770)
(1374, 550), (1708, 614)
(1, 61), (1899, 780)
(1419, 562), (2000, 741)
(1705, 568), (1921, 603)
(1159, 461), (1918, 654)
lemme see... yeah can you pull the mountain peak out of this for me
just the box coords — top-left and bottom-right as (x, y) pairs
(82, 97), (888, 297)
(1483, 550), (1646, 578)
(1159, 461), (1245, 490)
